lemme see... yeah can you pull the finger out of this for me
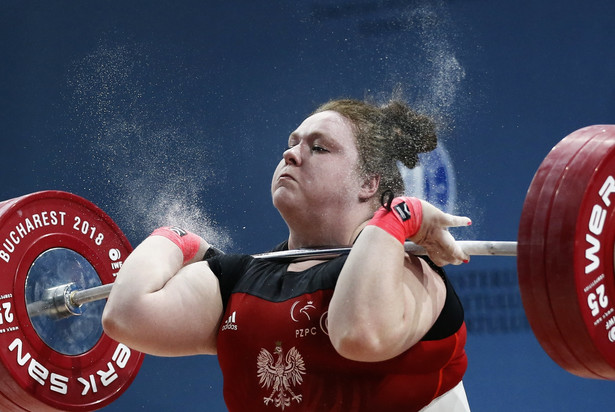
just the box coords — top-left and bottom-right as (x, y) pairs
(421, 231), (466, 266)
(429, 254), (449, 267)
(442, 213), (472, 229)
(428, 249), (462, 267)
(448, 237), (470, 265)
(419, 200), (472, 229)
(440, 231), (468, 265)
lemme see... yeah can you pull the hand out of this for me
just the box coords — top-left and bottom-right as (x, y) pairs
(409, 200), (471, 266)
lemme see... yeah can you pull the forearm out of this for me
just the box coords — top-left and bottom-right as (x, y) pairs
(102, 237), (185, 342)
(107, 228), (212, 304)
(328, 197), (470, 361)
(108, 236), (184, 303)
(102, 234), (218, 354)
(328, 226), (415, 361)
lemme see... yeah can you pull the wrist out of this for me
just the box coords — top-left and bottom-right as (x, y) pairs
(367, 197), (423, 244)
(150, 226), (202, 264)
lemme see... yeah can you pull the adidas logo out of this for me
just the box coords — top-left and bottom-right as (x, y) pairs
(222, 311), (238, 331)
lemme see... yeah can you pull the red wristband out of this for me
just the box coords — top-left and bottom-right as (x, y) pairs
(150, 226), (201, 264)
(367, 196), (423, 244)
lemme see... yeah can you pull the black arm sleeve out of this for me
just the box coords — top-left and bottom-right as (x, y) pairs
(206, 254), (252, 311)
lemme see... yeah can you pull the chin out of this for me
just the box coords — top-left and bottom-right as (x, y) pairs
(273, 193), (304, 222)
(272, 190), (293, 211)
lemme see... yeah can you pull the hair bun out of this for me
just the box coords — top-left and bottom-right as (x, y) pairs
(381, 101), (437, 168)
(312, 97), (438, 198)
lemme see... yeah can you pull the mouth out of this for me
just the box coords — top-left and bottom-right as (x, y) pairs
(279, 172), (295, 181)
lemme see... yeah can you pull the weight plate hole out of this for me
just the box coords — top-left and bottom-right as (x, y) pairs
(25, 248), (104, 355)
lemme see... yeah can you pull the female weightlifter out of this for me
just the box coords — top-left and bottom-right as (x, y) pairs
(102, 98), (473, 411)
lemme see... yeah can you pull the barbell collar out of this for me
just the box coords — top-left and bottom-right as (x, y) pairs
(27, 282), (84, 319)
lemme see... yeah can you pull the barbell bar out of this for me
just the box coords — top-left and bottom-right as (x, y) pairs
(25, 240), (518, 319)
(0, 124), (612, 411)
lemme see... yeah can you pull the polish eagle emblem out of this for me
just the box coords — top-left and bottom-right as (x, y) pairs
(257, 342), (306, 409)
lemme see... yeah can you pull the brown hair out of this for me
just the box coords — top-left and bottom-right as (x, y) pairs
(313, 98), (437, 202)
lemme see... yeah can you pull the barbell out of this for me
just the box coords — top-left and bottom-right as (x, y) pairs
(24, 240), (518, 320)
(0, 124), (612, 410)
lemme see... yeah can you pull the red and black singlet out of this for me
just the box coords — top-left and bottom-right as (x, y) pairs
(207, 245), (467, 412)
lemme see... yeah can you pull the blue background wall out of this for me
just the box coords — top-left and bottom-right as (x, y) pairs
(1, 1), (614, 410)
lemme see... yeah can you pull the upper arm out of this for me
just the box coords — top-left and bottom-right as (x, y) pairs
(103, 260), (224, 357)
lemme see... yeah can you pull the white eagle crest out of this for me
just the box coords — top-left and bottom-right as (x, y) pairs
(257, 342), (306, 409)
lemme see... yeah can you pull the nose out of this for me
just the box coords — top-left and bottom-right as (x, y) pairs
(283, 145), (301, 166)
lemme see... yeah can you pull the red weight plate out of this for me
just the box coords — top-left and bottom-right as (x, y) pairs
(0, 359), (58, 411)
(517, 138), (578, 366)
(524, 127), (615, 378)
(0, 191), (143, 411)
(540, 131), (614, 377)
(546, 129), (615, 376)
(518, 127), (601, 377)
(518, 134), (583, 373)
(535, 129), (615, 378)
(544, 126), (615, 378)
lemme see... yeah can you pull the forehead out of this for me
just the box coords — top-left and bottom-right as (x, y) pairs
(291, 110), (355, 143)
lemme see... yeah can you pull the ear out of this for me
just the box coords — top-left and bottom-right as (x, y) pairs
(358, 174), (380, 202)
